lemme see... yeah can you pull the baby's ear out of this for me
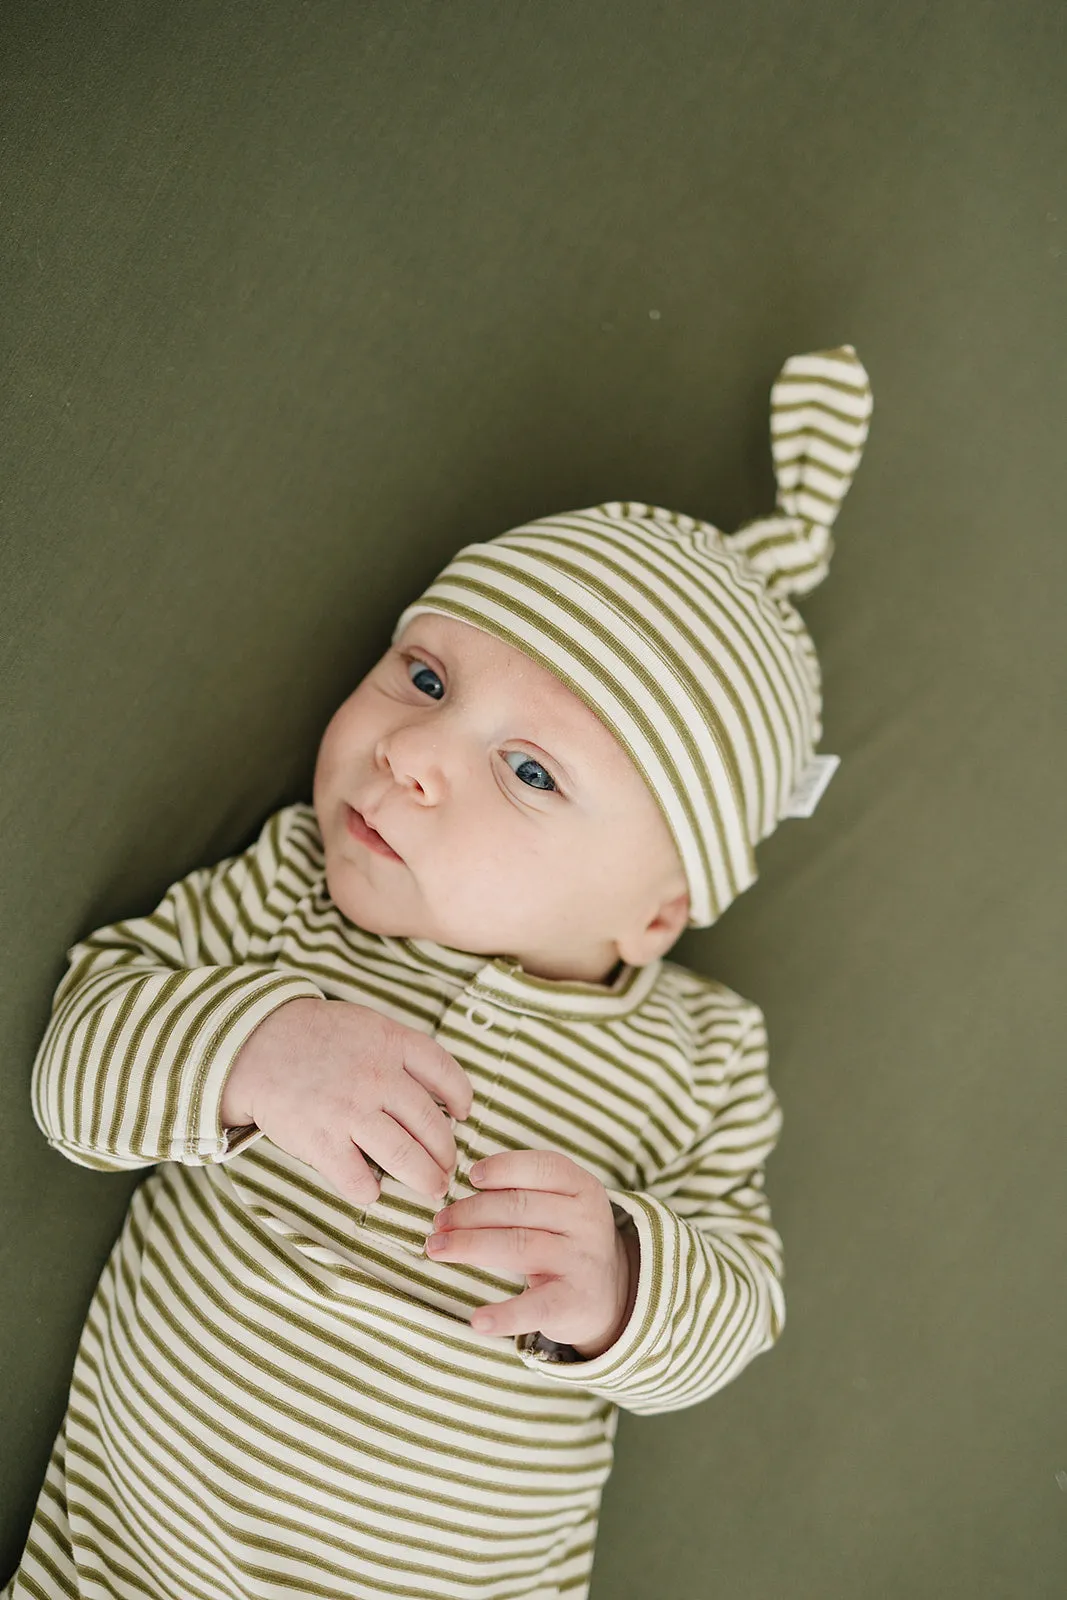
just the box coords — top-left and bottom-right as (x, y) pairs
(664, 886), (691, 928)
(647, 888), (692, 957)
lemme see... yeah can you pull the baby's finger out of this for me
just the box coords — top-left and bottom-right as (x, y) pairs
(426, 1225), (565, 1275)
(358, 1110), (451, 1201)
(387, 1074), (459, 1182)
(434, 1189), (574, 1237)
(399, 1027), (474, 1123)
(313, 1138), (381, 1208)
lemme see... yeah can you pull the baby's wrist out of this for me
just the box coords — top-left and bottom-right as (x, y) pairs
(219, 1001), (305, 1128)
(219, 995), (326, 1129)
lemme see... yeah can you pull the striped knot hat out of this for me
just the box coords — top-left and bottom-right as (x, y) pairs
(393, 345), (873, 930)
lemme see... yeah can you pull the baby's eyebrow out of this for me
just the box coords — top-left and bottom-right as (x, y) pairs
(397, 637), (580, 790)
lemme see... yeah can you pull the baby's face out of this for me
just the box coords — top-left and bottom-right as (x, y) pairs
(312, 612), (690, 983)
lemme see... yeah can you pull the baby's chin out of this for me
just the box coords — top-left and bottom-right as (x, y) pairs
(322, 854), (400, 932)
(322, 852), (462, 945)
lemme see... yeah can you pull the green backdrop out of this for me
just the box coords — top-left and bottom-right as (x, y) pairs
(3, 2), (1065, 1595)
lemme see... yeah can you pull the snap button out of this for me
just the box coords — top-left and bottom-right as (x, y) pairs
(466, 999), (496, 1032)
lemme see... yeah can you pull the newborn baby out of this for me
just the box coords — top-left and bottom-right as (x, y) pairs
(312, 609), (692, 987)
(6, 346), (872, 1600)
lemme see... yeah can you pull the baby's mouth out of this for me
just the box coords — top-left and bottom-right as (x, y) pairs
(345, 803), (405, 862)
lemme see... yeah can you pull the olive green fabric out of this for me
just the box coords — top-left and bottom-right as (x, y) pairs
(2, 2), (1064, 1595)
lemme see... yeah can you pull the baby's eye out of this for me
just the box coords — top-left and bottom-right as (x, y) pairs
(405, 656), (558, 794)
(407, 658), (444, 701)
(503, 752), (557, 792)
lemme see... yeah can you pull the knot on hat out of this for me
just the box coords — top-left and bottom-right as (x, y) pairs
(724, 345), (873, 601)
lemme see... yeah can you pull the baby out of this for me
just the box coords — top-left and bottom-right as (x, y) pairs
(5, 346), (872, 1600)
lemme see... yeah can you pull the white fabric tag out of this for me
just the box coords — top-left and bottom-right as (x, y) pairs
(782, 754), (840, 818)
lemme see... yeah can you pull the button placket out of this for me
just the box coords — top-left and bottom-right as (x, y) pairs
(442, 994), (499, 1205)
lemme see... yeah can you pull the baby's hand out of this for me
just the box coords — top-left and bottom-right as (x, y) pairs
(221, 997), (473, 1204)
(426, 1148), (639, 1356)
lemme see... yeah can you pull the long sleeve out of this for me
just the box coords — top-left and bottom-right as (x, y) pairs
(516, 1001), (786, 1416)
(30, 804), (327, 1172)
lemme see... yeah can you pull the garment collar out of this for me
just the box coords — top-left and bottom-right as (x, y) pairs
(382, 935), (662, 1021)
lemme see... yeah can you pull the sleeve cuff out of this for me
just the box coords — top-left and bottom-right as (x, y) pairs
(180, 974), (326, 1165)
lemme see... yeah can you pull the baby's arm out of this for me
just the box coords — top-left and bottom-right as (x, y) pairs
(30, 806), (325, 1171)
(652, 1003), (787, 1366)
(515, 999), (786, 1415)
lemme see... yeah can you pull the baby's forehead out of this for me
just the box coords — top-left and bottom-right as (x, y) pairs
(401, 611), (593, 715)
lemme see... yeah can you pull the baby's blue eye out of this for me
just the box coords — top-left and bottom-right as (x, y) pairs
(408, 660), (445, 701)
(405, 657), (557, 794)
(503, 751), (556, 791)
